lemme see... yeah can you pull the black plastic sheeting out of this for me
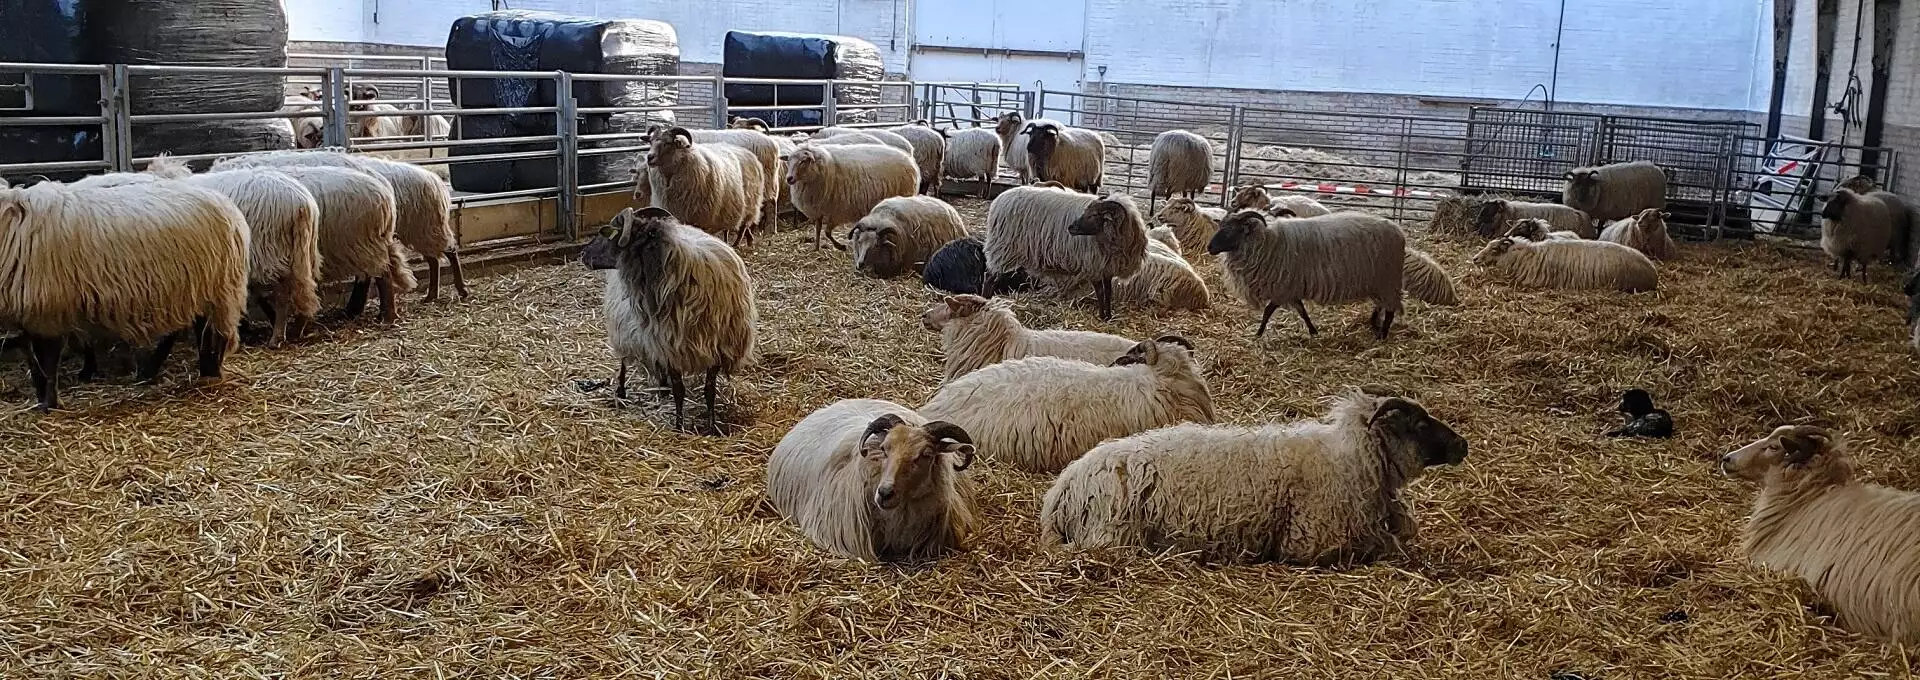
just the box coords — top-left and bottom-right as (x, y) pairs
(0, 119), (294, 183)
(87, 0), (289, 115)
(723, 31), (883, 129)
(0, 0), (95, 117)
(449, 113), (652, 194)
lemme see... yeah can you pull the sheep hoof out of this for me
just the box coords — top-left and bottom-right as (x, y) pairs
(421, 293), (440, 305)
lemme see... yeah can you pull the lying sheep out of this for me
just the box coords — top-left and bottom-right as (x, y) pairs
(1040, 387), (1468, 564)
(1115, 227), (1210, 310)
(1475, 199), (1595, 239)
(1821, 188), (1896, 281)
(1149, 130), (1212, 212)
(920, 337), (1214, 474)
(983, 187), (1149, 321)
(1599, 208), (1678, 260)
(0, 180), (250, 410)
(1024, 121), (1106, 193)
(1156, 197), (1226, 256)
(889, 123), (947, 195)
(1505, 217), (1582, 242)
(630, 127), (766, 248)
(786, 144), (919, 250)
(921, 294), (1143, 382)
(212, 150), (468, 303)
(849, 196), (969, 278)
(1209, 210), (1406, 339)
(1720, 423), (1920, 643)
(282, 89), (323, 149)
(264, 165), (417, 322)
(1841, 175), (1915, 266)
(921, 236), (1033, 297)
(1401, 249), (1460, 306)
(1562, 161), (1667, 224)
(583, 207), (755, 433)
(767, 399), (976, 562)
(1471, 236), (1657, 293)
(941, 127), (1002, 198)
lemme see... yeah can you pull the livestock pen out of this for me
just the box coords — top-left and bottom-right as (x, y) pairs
(2, 59), (1919, 678)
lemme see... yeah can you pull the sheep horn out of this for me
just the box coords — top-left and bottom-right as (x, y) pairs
(863, 413), (905, 441)
(633, 206), (674, 221)
(1154, 334), (1194, 351)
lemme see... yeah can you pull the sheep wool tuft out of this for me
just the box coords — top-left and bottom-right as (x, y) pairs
(921, 294), (1142, 382)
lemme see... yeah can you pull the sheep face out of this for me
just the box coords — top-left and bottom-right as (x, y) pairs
(920, 295), (989, 331)
(1634, 209), (1669, 232)
(1473, 200), (1510, 235)
(785, 147), (823, 186)
(645, 127), (696, 168)
(994, 112), (1024, 138)
(1069, 195), (1137, 236)
(1206, 211), (1269, 255)
(1369, 397), (1469, 467)
(1720, 423), (1842, 483)
(1156, 197), (1197, 225)
(581, 207), (671, 271)
(1564, 169), (1602, 206)
(1230, 185), (1271, 212)
(349, 84), (380, 110)
(860, 414), (975, 510)
(850, 222), (905, 277)
(1471, 237), (1517, 267)
(1820, 189), (1857, 222)
(729, 117), (771, 132)
(1619, 389), (1656, 417)
(1024, 123), (1062, 176)
(1505, 218), (1550, 241)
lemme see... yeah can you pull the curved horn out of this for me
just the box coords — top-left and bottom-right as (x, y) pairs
(1154, 334), (1194, 350)
(863, 413), (906, 441)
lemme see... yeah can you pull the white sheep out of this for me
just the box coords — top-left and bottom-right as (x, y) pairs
(1505, 217), (1582, 242)
(941, 127), (1002, 198)
(212, 150), (468, 303)
(583, 207), (757, 433)
(1149, 130), (1212, 212)
(1475, 199), (1595, 239)
(1155, 197), (1225, 257)
(0, 180), (250, 410)
(995, 112), (1043, 185)
(1841, 174), (1916, 265)
(983, 186), (1150, 321)
(629, 127), (766, 248)
(281, 89), (323, 149)
(1720, 423), (1920, 643)
(1599, 208), (1678, 260)
(266, 165), (416, 323)
(1229, 185), (1332, 217)
(890, 123), (948, 195)
(1562, 161), (1667, 224)
(1039, 387), (1469, 564)
(920, 294), (1145, 382)
(919, 337), (1215, 474)
(1115, 228), (1210, 310)
(727, 118), (801, 218)
(785, 144), (919, 250)
(849, 196), (969, 278)
(1471, 236), (1657, 293)
(144, 157), (323, 346)
(1401, 249), (1460, 306)
(1821, 188), (1896, 281)
(682, 128), (786, 240)
(767, 399), (976, 562)
(1024, 120), (1106, 193)
(810, 126), (916, 157)
(1208, 210), (1406, 339)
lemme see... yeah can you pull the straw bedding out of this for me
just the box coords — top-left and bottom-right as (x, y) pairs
(0, 197), (1916, 678)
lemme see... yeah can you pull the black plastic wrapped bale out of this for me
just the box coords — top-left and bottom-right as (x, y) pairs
(86, 0), (289, 115)
(445, 11), (679, 115)
(0, 0), (96, 117)
(132, 119), (293, 163)
(449, 112), (657, 194)
(0, 125), (102, 183)
(723, 31), (883, 129)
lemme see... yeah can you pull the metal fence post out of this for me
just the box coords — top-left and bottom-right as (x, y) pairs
(323, 67), (351, 149)
(822, 79), (838, 127)
(904, 81), (919, 124)
(555, 71), (579, 240)
(1222, 105), (1244, 196)
(711, 74), (728, 128)
(100, 64), (132, 172)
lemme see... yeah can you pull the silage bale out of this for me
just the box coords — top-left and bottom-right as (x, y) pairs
(87, 0), (290, 115)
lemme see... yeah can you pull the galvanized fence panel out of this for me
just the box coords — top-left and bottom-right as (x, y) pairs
(1728, 135), (1898, 239)
(1232, 106), (1473, 225)
(1037, 88), (1237, 209)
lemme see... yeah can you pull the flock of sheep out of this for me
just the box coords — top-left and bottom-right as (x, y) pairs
(593, 111), (1920, 644)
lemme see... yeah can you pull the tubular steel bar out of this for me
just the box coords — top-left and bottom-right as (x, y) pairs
(555, 71), (579, 240)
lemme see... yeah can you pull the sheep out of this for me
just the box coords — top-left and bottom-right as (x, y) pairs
(849, 196), (969, 278)
(1906, 268), (1920, 351)
(919, 337), (1214, 474)
(1475, 199), (1596, 239)
(766, 399), (976, 562)
(1148, 130), (1212, 212)
(1233, 185), (1335, 219)
(1841, 175), (1915, 266)
(0, 180), (250, 410)
(995, 111), (1041, 184)
(262, 165), (417, 322)
(677, 127), (786, 238)
(1719, 422), (1920, 644)
(1505, 217), (1582, 242)
(1156, 197), (1226, 257)
(1599, 208), (1678, 260)
(142, 157), (323, 346)
(347, 84), (407, 143)
(920, 294), (1144, 382)
(1114, 229), (1210, 311)
(1039, 386), (1469, 564)
(810, 126), (916, 156)
(1820, 188), (1896, 281)
(1562, 161), (1667, 224)
(212, 150), (469, 303)
(626, 126), (765, 248)
(941, 127), (1002, 198)
(1024, 121), (1106, 193)
(1401, 249), (1460, 306)
(581, 207), (756, 433)
(889, 123), (948, 195)
(725, 118), (800, 218)
(785, 143), (919, 250)
(1208, 210), (1406, 339)
(1471, 236), (1657, 293)
(282, 89), (324, 149)
(984, 187), (1149, 321)
(921, 236), (1032, 297)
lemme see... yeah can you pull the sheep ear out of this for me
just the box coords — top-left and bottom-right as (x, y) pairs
(1370, 397), (1422, 425)
(1780, 429), (1830, 467)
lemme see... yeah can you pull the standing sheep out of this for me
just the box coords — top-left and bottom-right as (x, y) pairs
(849, 196), (969, 278)
(145, 157), (323, 346)
(1114, 228), (1210, 310)
(0, 180), (250, 410)
(983, 186), (1150, 321)
(890, 123), (948, 195)
(1474, 199), (1595, 239)
(1039, 387), (1469, 564)
(1148, 130), (1213, 212)
(785, 144), (919, 250)
(726, 118), (801, 218)
(1471, 236), (1658, 293)
(921, 236), (1033, 297)
(1562, 161), (1667, 225)
(1841, 174), (1916, 266)
(1821, 188), (1896, 281)
(767, 399), (977, 562)
(1208, 210), (1406, 339)
(1720, 423), (1920, 643)
(1024, 121), (1106, 193)
(265, 165), (416, 323)
(1505, 218), (1582, 242)
(1156, 197), (1226, 257)
(632, 127), (766, 247)
(1599, 208), (1678, 260)
(582, 207), (757, 433)
(683, 127), (786, 240)
(941, 127), (1002, 198)
(995, 112), (1044, 185)
(920, 338), (1215, 474)
(921, 294), (1144, 382)
(810, 126), (916, 156)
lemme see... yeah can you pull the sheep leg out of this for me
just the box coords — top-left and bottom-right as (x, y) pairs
(1293, 301), (1318, 336)
(1256, 302), (1281, 337)
(670, 372), (687, 431)
(260, 292), (287, 348)
(1374, 308), (1396, 341)
(704, 366), (720, 434)
(377, 276), (399, 324)
(1859, 260), (1871, 283)
(446, 250), (471, 300)
(824, 225), (846, 250)
(136, 331), (182, 385)
(1097, 278), (1115, 321)
(422, 254), (442, 304)
(194, 315), (225, 380)
(344, 279), (372, 319)
(76, 344), (99, 383)
(980, 272), (999, 298)
(25, 335), (63, 411)
(1837, 259), (1852, 280)
(613, 358), (629, 407)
